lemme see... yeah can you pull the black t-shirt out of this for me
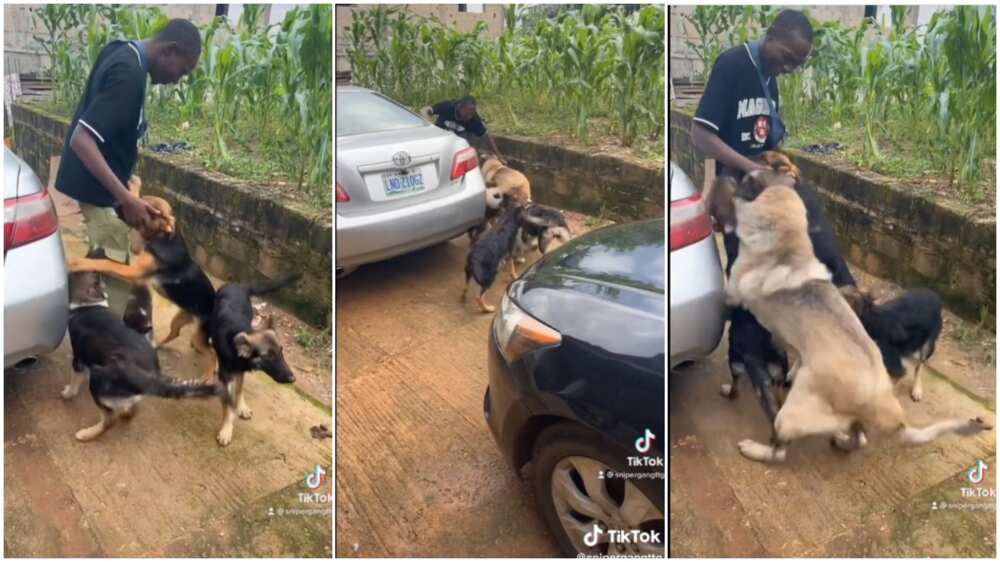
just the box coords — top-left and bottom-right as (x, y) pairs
(695, 43), (780, 167)
(432, 100), (487, 137)
(56, 41), (148, 207)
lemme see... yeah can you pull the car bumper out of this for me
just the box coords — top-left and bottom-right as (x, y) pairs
(4, 230), (69, 367)
(484, 324), (533, 473)
(669, 233), (725, 367)
(336, 170), (487, 269)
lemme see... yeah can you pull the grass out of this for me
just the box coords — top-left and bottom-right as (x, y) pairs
(294, 326), (330, 350)
(784, 112), (996, 208)
(471, 93), (664, 168)
(950, 320), (996, 368)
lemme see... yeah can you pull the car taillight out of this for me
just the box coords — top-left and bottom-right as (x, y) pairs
(493, 293), (561, 363)
(669, 193), (713, 251)
(4, 188), (59, 257)
(450, 147), (478, 181)
(335, 182), (350, 203)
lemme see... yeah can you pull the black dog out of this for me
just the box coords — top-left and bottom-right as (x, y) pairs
(718, 170), (857, 425)
(846, 288), (943, 402)
(463, 205), (525, 313)
(209, 275), (300, 446)
(468, 189), (513, 243)
(64, 251), (226, 442)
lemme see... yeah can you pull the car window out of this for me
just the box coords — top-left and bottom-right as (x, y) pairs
(336, 92), (428, 136)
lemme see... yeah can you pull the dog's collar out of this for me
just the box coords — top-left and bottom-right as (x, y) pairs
(69, 300), (110, 311)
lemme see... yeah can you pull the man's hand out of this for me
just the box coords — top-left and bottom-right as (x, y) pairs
(118, 193), (161, 231)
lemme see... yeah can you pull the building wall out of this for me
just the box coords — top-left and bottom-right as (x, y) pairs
(4, 4), (216, 76)
(336, 4), (505, 73)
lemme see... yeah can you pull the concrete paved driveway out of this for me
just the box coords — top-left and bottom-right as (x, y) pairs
(670, 254), (997, 557)
(335, 212), (608, 557)
(4, 182), (333, 557)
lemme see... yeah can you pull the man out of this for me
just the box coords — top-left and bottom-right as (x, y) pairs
(56, 19), (202, 318)
(691, 9), (813, 182)
(422, 96), (504, 161)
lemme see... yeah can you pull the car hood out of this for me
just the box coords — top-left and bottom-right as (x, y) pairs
(510, 219), (665, 368)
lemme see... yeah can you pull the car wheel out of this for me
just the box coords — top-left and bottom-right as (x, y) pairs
(531, 423), (664, 557)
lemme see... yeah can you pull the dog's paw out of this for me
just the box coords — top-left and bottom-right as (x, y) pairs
(238, 405), (253, 420)
(61, 385), (78, 400)
(480, 304), (496, 314)
(719, 383), (736, 399)
(515, 257), (526, 264)
(969, 417), (994, 432)
(910, 386), (923, 402)
(216, 428), (234, 447)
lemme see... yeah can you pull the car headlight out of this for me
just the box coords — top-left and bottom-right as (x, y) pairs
(493, 292), (561, 363)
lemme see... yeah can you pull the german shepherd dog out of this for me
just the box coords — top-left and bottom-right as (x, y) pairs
(208, 276), (300, 446)
(843, 287), (943, 402)
(726, 170), (992, 462)
(67, 178), (217, 378)
(64, 250), (227, 442)
(481, 157), (532, 205)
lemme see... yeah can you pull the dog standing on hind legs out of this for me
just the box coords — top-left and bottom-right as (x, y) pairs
(727, 170), (992, 463)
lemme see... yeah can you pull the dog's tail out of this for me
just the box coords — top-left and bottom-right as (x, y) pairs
(246, 273), (303, 296)
(132, 370), (230, 403)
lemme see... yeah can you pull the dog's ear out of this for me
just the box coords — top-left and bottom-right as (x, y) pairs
(233, 332), (254, 358)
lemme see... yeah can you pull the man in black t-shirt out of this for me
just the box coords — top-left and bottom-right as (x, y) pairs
(691, 10), (812, 181)
(56, 19), (201, 317)
(422, 96), (504, 160)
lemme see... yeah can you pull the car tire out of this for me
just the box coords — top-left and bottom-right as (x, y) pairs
(531, 422), (664, 557)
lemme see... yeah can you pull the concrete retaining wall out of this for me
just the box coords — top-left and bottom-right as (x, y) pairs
(472, 133), (665, 223)
(670, 107), (996, 325)
(11, 103), (331, 326)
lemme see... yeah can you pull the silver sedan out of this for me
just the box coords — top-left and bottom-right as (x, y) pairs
(4, 147), (68, 368)
(336, 87), (486, 276)
(668, 161), (725, 368)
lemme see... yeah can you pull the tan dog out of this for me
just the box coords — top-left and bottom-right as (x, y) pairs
(481, 157), (531, 205)
(727, 170), (992, 463)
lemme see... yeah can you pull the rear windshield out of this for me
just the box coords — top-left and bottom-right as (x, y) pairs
(336, 91), (428, 136)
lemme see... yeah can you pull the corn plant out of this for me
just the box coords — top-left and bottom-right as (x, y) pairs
(36, 4), (332, 205)
(346, 4), (664, 148)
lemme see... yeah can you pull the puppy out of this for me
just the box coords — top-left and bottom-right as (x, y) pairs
(481, 157), (531, 205)
(462, 206), (525, 313)
(727, 170), (991, 463)
(64, 250), (226, 442)
(843, 287), (943, 402)
(67, 194), (217, 378)
(514, 204), (572, 263)
(208, 275), (300, 446)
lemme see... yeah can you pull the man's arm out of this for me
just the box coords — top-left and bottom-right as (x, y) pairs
(691, 123), (768, 174)
(69, 125), (158, 228)
(485, 132), (503, 161)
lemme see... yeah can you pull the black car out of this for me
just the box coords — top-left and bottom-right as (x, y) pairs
(484, 219), (664, 557)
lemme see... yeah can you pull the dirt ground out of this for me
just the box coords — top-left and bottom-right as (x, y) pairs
(4, 174), (333, 557)
(669, 234), (997, 557)
(335, 211), (611, 557)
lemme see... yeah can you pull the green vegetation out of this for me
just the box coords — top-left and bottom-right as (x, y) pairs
(32, 4), (331, 208)
(680, 6), (996, 204)
(345, 4), (664, 163)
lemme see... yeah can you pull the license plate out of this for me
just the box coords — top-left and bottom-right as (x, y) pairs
(382, 171), (425, 196)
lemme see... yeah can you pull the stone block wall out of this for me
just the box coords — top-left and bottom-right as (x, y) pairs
(10, 103), (331, 327)
(670, 106), (996, 325)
